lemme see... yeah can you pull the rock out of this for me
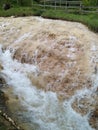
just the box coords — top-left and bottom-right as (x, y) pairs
(0, 64), (3, 71)
(93, 107), (98, 117)
(10, 16), (16, 18)
(89, 106), (98, 129)
(0, 90), (22, 130)
(0, 90), (8, 112)
(0, 77), (6, 88)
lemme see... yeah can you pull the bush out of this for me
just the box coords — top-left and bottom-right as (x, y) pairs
(18, 0), (32, 6)
(83, 0), (98, 6)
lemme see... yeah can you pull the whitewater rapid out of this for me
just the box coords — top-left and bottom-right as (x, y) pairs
(0, 16), (98, 130)
(0, 46), (96, 130)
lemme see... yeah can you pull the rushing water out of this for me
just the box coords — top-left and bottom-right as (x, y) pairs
(0, 46), (96, 130)
(0, 17), (98, 130)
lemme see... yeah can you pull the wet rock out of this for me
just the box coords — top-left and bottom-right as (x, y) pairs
(0, 89), (22, 130)
(0, 64), (3, 71)
(0, 90), (8, 112)
(93, 107), (98, 117)
(0, 113), (21, 130)
(89, 106), (98, 129)
(0, 76), (6, 88)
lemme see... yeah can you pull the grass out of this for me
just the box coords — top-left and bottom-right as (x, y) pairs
(0, 5), (98, 33)
(41, 9), (98, 32)
(0, 7), (35, 17)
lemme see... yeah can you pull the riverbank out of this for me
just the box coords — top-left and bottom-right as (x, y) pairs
(0, 6), (98, 33)
(0, 76), (22, 130)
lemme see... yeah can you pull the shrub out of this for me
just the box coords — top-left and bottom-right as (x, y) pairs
(82, 0), (98, 6)
(18, 0), (32, 6)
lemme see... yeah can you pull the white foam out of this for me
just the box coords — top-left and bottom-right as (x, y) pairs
(68, 47), (76, 52)
(0, 45), (95, 130)
(69, 36), (77, 41)
(91, 45), (96, 51)
(67, 53), (76, 59)
(0, 22), (10, 28)
(14, 32), (31, 44)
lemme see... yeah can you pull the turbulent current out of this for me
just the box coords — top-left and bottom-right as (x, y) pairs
(0, 16), (98, 130)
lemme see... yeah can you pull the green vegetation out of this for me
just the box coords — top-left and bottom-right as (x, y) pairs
(17, 0), (32, 6)
(82, 0), (98, 6)
(0, 7), (35, 17)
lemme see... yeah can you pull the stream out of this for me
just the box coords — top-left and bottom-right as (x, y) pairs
(0, 16), (98, 130)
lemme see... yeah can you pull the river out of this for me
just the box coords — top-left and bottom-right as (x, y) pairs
(0, 16), (98, 130)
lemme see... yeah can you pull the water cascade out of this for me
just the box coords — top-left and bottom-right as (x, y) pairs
(0, 16), (98, 130)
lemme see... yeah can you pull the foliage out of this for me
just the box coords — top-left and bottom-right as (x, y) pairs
(0, 7), (34, 16)
(18, 0), (32, 6)
(82, 0), (98, 6)
(0, 0), (32, 7)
